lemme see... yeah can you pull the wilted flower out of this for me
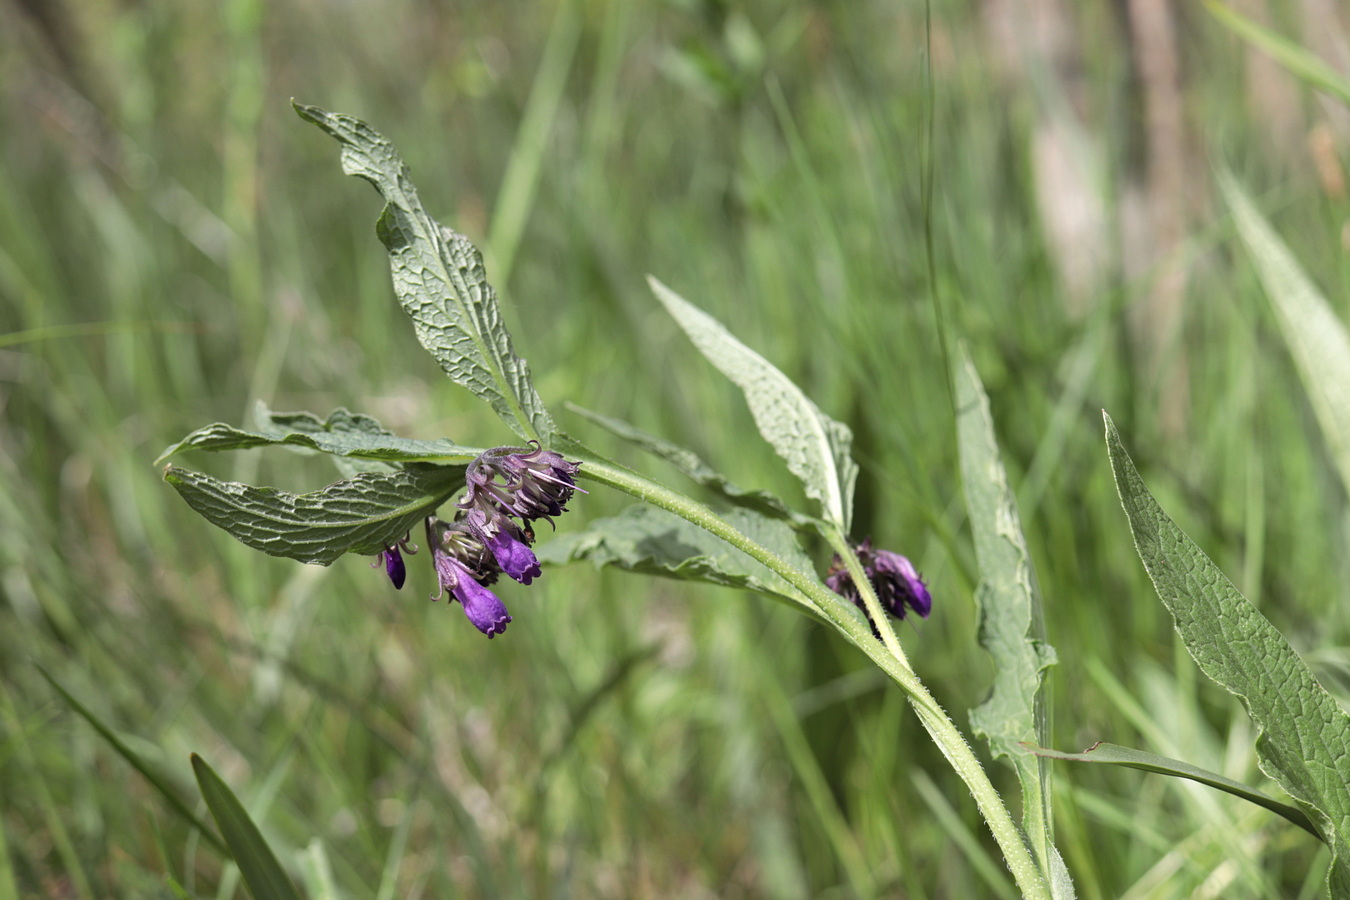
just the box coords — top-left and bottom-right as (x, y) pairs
(371, 533), (416, 590)
(826, 538), (932, 625)
(460, 442), (584, 525)
(425, 517), (512, 638)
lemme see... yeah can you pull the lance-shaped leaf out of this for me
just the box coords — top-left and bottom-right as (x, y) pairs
(564, 402), (811, 527)
(1220, 171), (1350, 498)
(955, 347), (1065, 895)
(163, 464), (464, 565)
(1025, 741), (1318, 837)
(648, 276), (857, 530)
(1106, 413), (1350, 897)
(536, 503), (842, 622)
(157, 411), (477, 467)
(293, 102), (554, 444)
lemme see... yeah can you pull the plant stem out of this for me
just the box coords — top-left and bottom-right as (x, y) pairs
(579, 459), (1053, 900)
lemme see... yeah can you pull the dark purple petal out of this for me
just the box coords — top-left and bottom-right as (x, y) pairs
(453, 577), (512, 637)
(384, 546), (406, 589)
(485, 528), (541, 585)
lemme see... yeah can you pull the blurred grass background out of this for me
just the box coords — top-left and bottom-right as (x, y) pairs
(2, 0), (1349, 897)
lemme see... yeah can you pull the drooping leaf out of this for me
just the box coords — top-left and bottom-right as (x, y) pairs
(955, 346), (1065, 896)
(163, 463), (464, 564)
(294, 102), (554, 444)
(1106, 412), (1350, 896)
(1220, 171), (1350, 497)
(564, 402), (811, 527)
(536, 502), (839, 618)
(191, 754), (303, 900)
(647, 276), (857, 530)
(1025, 741), (1318, 837)
(157, 413), (476, 467)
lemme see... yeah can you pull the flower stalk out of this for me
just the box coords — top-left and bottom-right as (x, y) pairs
(578, 457), (1053, 900)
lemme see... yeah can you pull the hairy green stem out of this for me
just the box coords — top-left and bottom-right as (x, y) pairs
(579, 459), (1052, 900)
(821, 526), (911, 671)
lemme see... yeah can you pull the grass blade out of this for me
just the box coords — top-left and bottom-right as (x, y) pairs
(1219, 170), (1350, 498)
(191, 754), (303, 900)
(1201, 0), (1350, 105)
(35, 666), (226, 857)
(1026, 741), (1318, 837)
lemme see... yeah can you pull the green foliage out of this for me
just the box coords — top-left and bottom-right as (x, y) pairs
(955, 347), (1067, 895)
(1107, 414), (1350, 896)
(1220, 172), (1350, 498)
(191, 755), (303, 900)
(1027, 742), (1317, 837)
(163, 463), (463, 564)
(648, 276), (859, 531)
(537, 503), (825, 611)
(4, 1), (1349, 897)
(294, 102), (556, 444)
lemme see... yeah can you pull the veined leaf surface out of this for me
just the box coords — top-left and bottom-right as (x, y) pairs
(294, 102), (554, 444)
(648, 276), (857, 530)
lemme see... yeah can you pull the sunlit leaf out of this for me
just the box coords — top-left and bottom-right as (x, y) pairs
(294, 102), (555, 444)
(163, 463), (464, 564)
(648, 276), (857, 530)
(955, 346), (1067, 897)
(1107, 412), (1350, 896)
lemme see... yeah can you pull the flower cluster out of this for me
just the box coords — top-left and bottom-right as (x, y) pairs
(372, 443), (582, 638)
(826, 538), (932, 630)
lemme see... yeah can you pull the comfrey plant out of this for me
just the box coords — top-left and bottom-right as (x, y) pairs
(160, 105), (1350, 899)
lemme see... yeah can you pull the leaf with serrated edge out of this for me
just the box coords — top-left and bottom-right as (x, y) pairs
(1220, 170), (1350, 497)
(163, 464), (464, 564)
(648, 276), (857, 530)
(564, 402), (812, 527)
(955, 347), (1065, 896)
(1106, 413), (1350, 897)
(192, 754), (303, 900)
(1025, 741), (1318, 837)
(293, 102), (554, 443)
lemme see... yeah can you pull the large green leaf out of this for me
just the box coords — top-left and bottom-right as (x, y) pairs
(1106, 413), (1350, 897)
(163, 463), (464, 564)
(647, 276), (857, 530)
(294, 102), (555, 444)
(191, 754), (303, 900)
(1220, 171), (1350, 497)
(954, 347), (1067, 897)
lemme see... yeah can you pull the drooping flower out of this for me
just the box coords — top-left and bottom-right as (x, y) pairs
(371, 533), (417, 590)
(458, 505), (542, 584)
(459, 442), (584, 525)
(425, 517), (512, 638)
(826, 538), (932, 624)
